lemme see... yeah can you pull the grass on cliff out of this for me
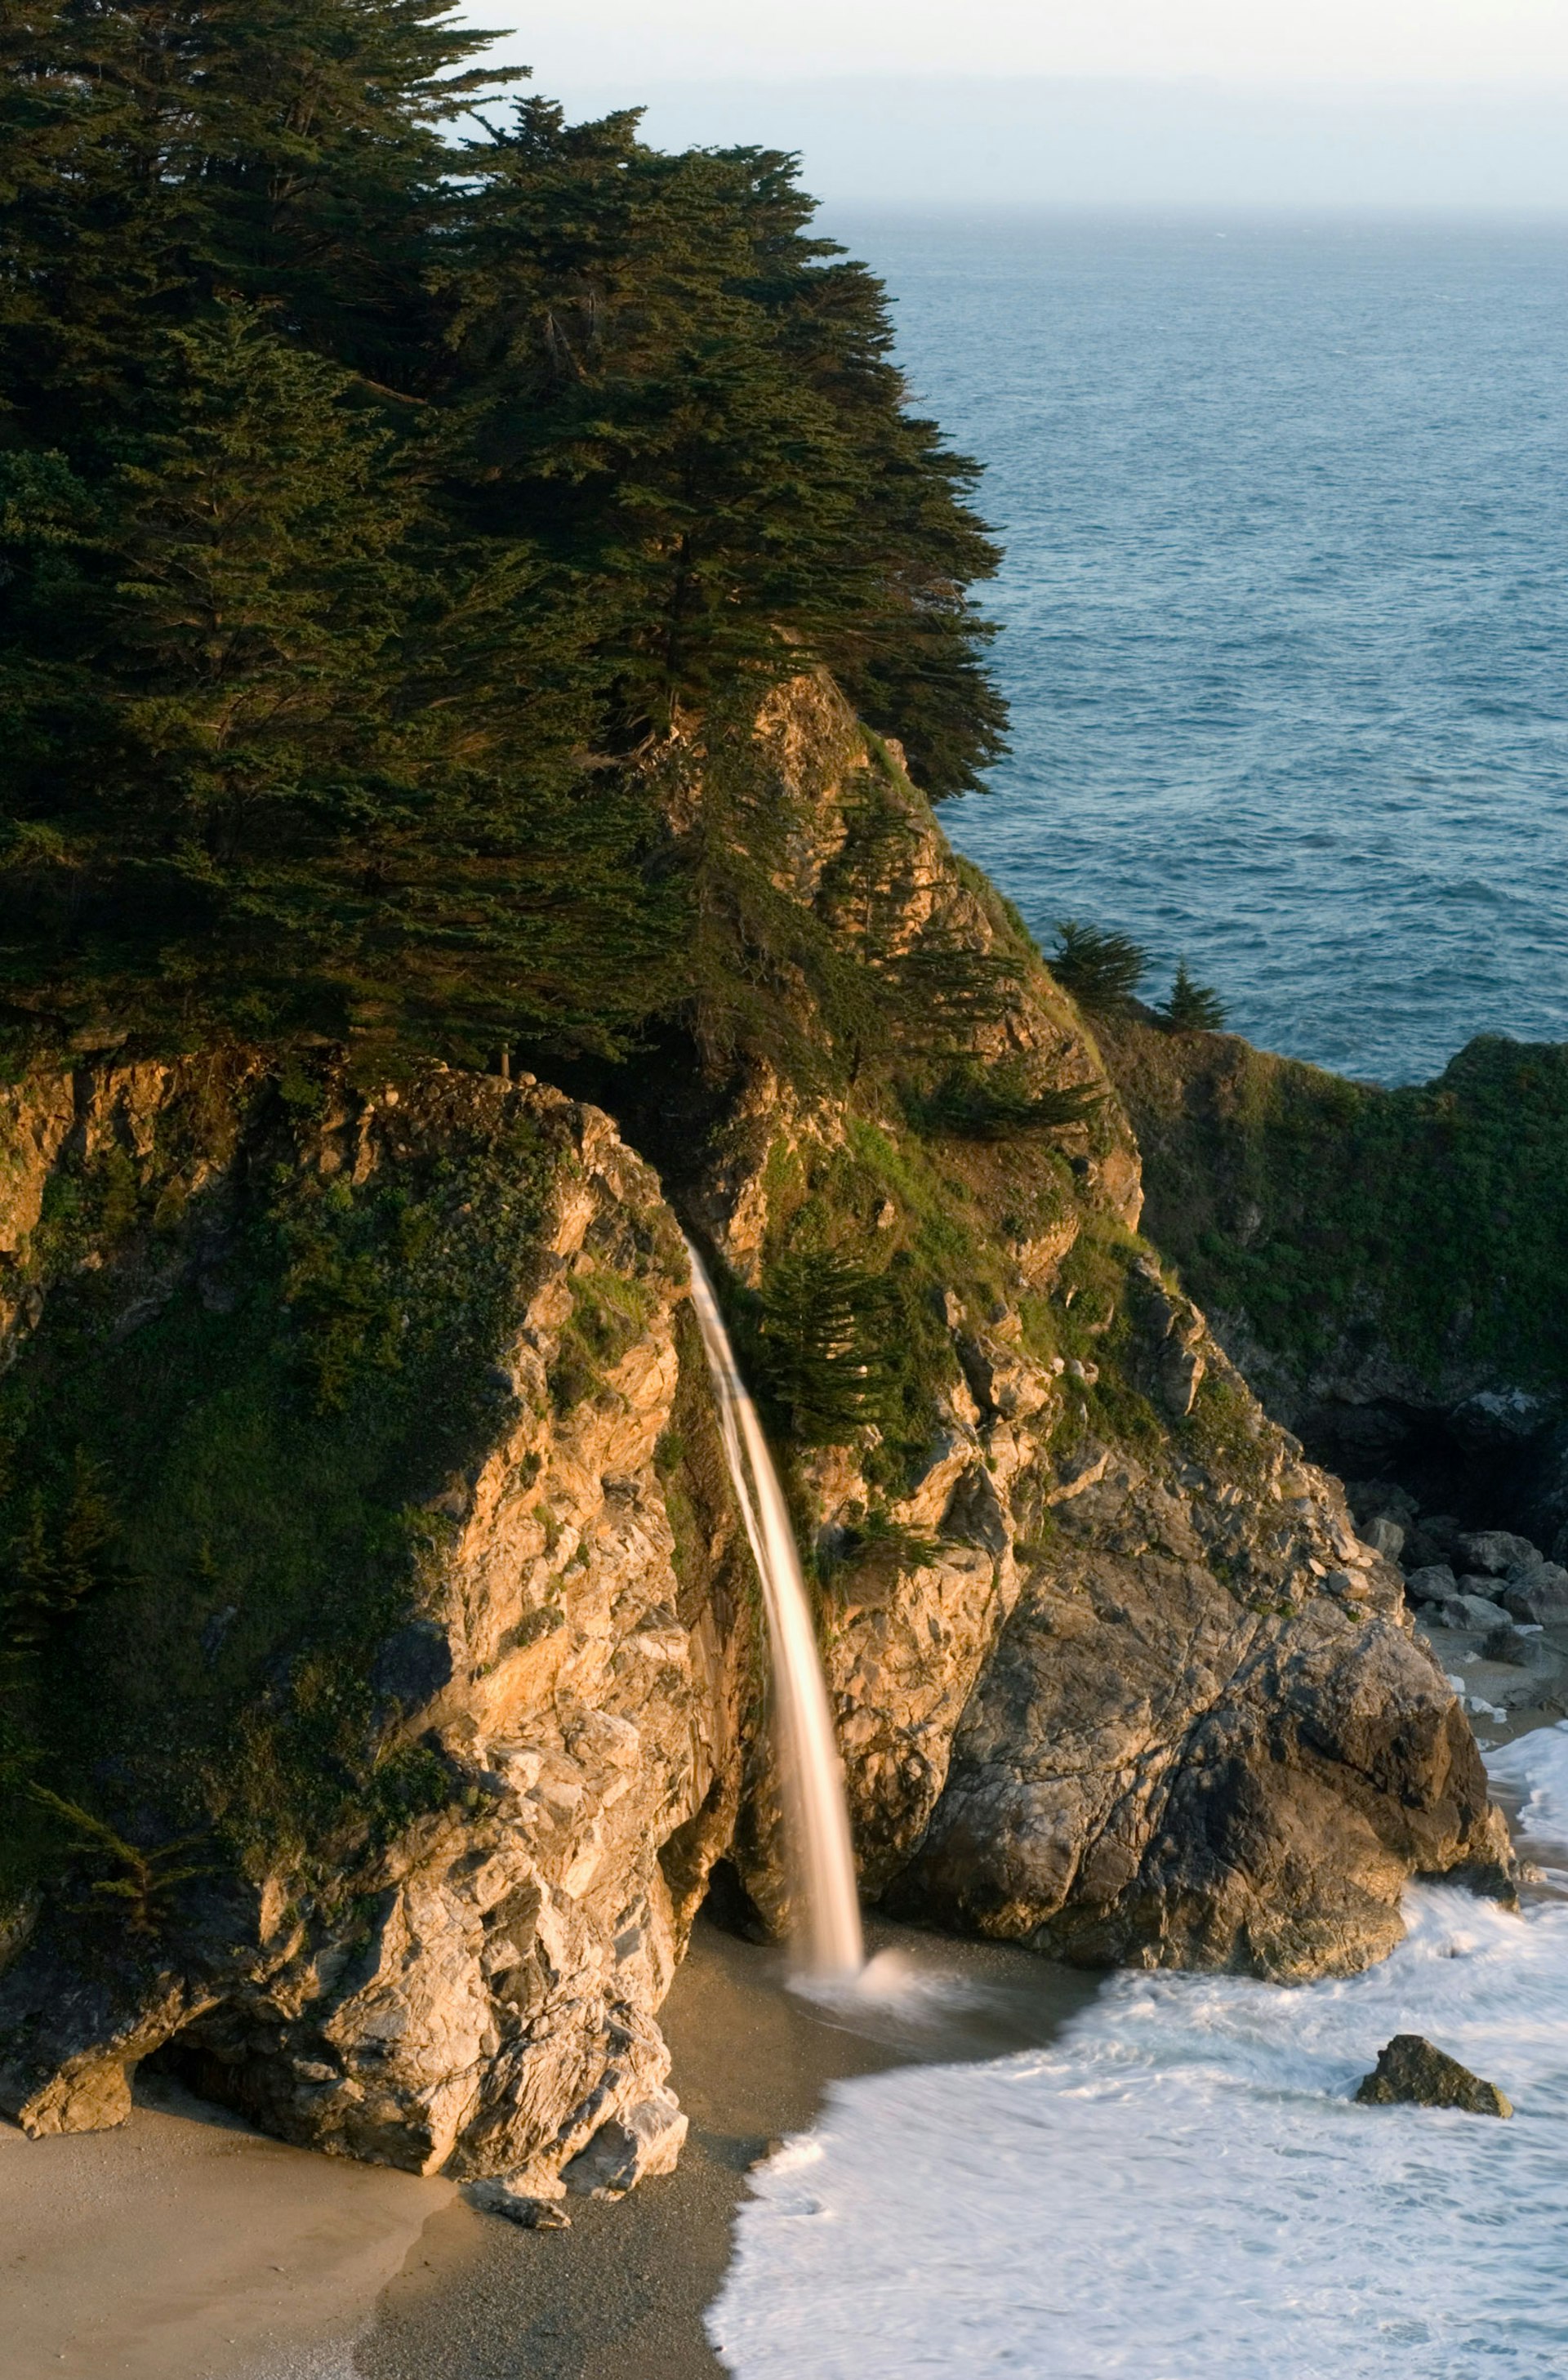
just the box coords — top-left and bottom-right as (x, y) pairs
(1100, 1019), (1568, 1393)
(0, 1069), (558, 1922)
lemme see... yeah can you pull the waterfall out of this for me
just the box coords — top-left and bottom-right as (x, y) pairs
(684, 1241), (865, 1981)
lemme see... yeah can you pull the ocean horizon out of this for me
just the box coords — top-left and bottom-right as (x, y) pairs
(824, 209), (1568, 1085)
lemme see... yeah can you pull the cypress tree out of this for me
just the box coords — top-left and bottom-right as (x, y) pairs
(0, 0), (510, 434)
(0, 8), (1008, 1064)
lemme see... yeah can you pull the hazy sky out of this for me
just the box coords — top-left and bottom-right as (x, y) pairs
(455, 3), (1568, 209)
(461, 0), (1568, 87)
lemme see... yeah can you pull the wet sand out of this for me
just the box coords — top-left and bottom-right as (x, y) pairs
(0, 1919), (1097, 2380)
(0, 2075), (447, 2380)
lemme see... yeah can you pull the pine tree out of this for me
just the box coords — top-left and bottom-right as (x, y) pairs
(1159, 961), (1227, 1032)
(1049, 920), (1150, 1014)
(757, 1250), (899, 1444)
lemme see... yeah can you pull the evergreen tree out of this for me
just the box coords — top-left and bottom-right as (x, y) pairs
(757, 1250), (899, 1444)
(1159, 961), (1227, 1032)
(0, 0), (511, 435)
(1049, 920), (1150, 1014)
(0, 308), (671, 1056)
(0, 8), (1008, 1063)
(441, 101), (1004, 789)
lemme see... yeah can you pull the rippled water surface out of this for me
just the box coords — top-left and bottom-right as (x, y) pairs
(831, 215), (1568, 1083)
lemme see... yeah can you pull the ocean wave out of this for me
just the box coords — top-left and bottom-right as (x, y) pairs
(710, 1727), (1568, 2378)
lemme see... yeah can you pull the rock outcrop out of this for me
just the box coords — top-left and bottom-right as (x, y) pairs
(0, 673), (1518, 2190)
(1356, 2035), (1512, 2118)
(635, 676), (1511, 1974)
(1092, 1015), (1568, 1551)
(0, 1062), (755, 2190)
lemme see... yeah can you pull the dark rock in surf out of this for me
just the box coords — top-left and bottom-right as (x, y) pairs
(1355, 2034), (1512, 2118)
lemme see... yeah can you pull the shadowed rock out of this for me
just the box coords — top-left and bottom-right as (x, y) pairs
(1355, 2034), (1512, 2117)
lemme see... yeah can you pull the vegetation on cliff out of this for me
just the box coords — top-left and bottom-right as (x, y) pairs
(0, 0), (1002, 1066)
(1098, 1015), (1568, 1397)
(0, 1062), (566, 1919)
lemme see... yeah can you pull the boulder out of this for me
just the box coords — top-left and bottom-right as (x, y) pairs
(1478, 1624), (1557, 1672)
(559, 2086), (688, 2199)
(1450, 1390), (1548, 1451)
(466, 2179), (572, 2229)
(1361, 1516), (1405, 1562)
(1456, 1530), (1543, 1578)
(1403, 1513), (1461, 1570)
(1402, 1563), (1457, 1606)
(1354, 2034), (1512, 2118)
(1347, 1481), (1419, 1530)
(1430, 1592), (1512, 1633)
(1499, 1562), (1568, 1624)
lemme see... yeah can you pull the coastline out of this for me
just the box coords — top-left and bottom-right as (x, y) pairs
(0, 1919), (1096, 2380)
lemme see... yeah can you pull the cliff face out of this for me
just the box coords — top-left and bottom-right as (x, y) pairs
(1094, 1014), (1568, 1546)
(0, 677), (1512, 2184)
(0, 1062), (754, 2193)
(653, 680), (1508, 1977)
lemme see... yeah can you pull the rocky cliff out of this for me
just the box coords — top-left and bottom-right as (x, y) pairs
(0, 677), (1512, 2193)
(1094, 1014), (1568, 1548)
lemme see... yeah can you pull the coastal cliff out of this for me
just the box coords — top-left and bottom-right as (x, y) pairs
(0, 680), (1510, 2186)
(1094, 1014), (1568, 1546)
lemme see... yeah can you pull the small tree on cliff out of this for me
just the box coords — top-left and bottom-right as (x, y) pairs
(1159, 962), (1227, 1033)
(1049, 920), (1150, 1014)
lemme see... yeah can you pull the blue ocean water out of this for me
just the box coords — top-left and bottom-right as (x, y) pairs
(830, 214), (1568, 1085)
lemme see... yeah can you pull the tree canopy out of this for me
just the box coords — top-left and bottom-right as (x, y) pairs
(0, 2), (1004, 1064)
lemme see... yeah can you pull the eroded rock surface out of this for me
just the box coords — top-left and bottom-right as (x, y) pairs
(0, 1064), (754, 2188)
(0, 673), (1520, 2195)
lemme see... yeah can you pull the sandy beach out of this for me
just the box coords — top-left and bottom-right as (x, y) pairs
(0, 1919), (1095, 2380)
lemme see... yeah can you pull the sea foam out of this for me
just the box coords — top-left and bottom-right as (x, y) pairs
(710, 1724), (1568, 2378)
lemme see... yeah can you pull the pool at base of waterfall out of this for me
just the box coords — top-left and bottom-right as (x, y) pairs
(708, 1725), (1568, 2379)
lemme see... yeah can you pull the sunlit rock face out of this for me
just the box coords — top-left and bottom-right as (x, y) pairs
(0, 1061), (755, 2187)
(0, 676), (1516, 2192)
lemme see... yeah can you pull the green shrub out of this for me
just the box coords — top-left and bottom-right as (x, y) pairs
(1050, 920), (1150, 1014)
(757, 1250), (900, 1445)
(909, 1061), (1103, 1141)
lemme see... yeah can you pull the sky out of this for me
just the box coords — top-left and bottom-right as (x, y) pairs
(454, 1), (1568, 208)
(461, 1), (1568, 86)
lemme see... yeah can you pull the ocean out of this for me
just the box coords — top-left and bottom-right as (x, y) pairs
(712, 1726), (1568, 2378)
(826, 214), (1568, 1085)
(707, 216), (1568, 2380)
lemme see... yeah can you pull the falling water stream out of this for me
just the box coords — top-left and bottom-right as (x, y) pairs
(684, 1242), (865, 1982)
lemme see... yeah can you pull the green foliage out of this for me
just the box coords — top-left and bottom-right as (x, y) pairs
(0, 7), (1004, 1065)
(0, 305), (674, 1062)
(443, 99), (1004, 792)
(1105, 1023), (1568, 1397)
(27, 1785), (212, 1939)
(1050, 920), (1150, 1015)
(821, 1504), (944, 1580)
(1, 1455), (130, 1651)
(756, 1249), (899, 1444)
(0, 1067), (557, 1911)
(1158, 961), (1227, 1033)
(909, 1060), (1103, 1141)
